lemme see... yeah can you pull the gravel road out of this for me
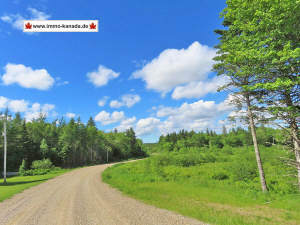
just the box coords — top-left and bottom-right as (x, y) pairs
(0, 163), (205, 225)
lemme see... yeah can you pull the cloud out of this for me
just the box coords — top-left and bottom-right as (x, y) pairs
(157, 97), (236, 134)
(98, 96), (109, 107)
(103, 94), (237, 140)
(132, 41), (216, 94)
(27, 8), (50, 20)
(110, 94), (141, 108)
(1, 8), (50, 31)
(24, 103), (56, 121)
(171, 76), (229, 99)
(8, 99), (28, 112)
(55, 77), (69, 86)
(0, 97), (29, 113)
(109, 100), (123, 108)
(116, 117), (137, 131)
(0, 96), (56, 121)
(1, 63), (55, 90)
(87, 65), (119, 87)
(135, 117), (161, 136)
(65, 113), (76, 118)
(57, 81), (69, 86)
(133, 96), (234, 136)
(94, 110), (125, 125)
(1, 16), (12, 23)
(0, 96), (9, 109)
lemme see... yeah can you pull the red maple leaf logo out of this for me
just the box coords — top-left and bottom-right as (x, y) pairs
(89, 22), (96, 29)
(25, 22), (32, 29)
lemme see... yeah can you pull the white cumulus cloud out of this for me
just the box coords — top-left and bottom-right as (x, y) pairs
(1, 8), (50, 31)
(98, 96), (109, 107)
(0, 96), (56, 121)
(95, 110), (125, 125)
(8, 99), (28, 112)
(0, 96), (9, 109)
(132, 41), (216, 94)
(172, 76), (229, 99)
(87, 65), (119, 87)
(65, 113), (76, 118)
(116, 117), (137, 131)
(110, 94), (141, 108)
(1, 63), (55, 90)
(156, 97), (234, 134)
(104, 94), (237, 139)
(24, 103), (56, 121)
(136, 117), (161, 136)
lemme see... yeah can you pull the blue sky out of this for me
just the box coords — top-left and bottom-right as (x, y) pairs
(0, 0), (234, 142)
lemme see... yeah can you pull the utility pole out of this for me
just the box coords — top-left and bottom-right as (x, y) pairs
(106, 147), (108, 163)
(1, 114), (7, 184)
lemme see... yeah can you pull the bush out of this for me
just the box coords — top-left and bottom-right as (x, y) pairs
(31, 159), (53, 170)
(19, 159), (27, 176)
(212, 171), (229, 180)
(229, 153), (258, 181)
(22, 169), (51, 176)
(19, 159), (58, 176)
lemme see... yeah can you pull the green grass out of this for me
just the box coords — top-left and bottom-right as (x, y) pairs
(0, 169), (71, 202)
(102, 146), (300, 225)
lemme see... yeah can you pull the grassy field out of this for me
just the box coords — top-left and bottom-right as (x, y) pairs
(0, 169), (71, 202)
(102, 146), (300, 225)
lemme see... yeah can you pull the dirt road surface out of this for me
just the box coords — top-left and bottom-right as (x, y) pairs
(0, 163), (205, 225)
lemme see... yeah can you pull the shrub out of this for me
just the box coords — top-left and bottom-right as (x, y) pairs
(230, 153), (258, 181)
(212, 171), (229, 180)
(22, 169), (51, 176)
(19, 159), (27, 176)
(172, 154), (199, 167)
(31, 159), (53, 170)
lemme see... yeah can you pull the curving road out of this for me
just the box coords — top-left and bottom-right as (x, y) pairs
(0, 163), (205, 225)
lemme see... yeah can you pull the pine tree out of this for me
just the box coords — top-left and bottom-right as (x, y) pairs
(213, 0), (268, 192)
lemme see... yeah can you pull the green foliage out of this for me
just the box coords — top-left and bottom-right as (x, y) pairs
(213, 0), (300, 189)
(31, 159), (53, 170)
(104, 146), (298, 196)
(18, 159), (27, 176)
(21, 169), (51, 176)
(19, 158), (61, 176)
(103, 145), (300, 225)
(230, 153), (258, 182)
(212, 171), (229, 181)
(143, 143), (159, 154)
(157, 127), (281, 151)
(0, 113), (146, 171)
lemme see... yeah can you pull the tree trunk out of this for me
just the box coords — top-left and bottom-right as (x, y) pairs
(291, 126), (300, 190)
(284, 93), (300, 190)
(245, 94), (268, 192)
(289, 117), (300, 190)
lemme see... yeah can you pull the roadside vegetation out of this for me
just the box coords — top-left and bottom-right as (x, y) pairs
(19, 158), (62, 176)
(103, 128), (300, 225)
(0, 168), (71, 202)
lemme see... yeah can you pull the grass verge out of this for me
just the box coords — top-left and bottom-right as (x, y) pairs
(0, 169), (71, 202)
(102, 157), (300, 225)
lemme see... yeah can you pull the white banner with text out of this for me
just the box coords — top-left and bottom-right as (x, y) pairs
(23, 20), (98, 32)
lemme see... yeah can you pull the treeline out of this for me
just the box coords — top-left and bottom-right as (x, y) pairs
(158, 127), (285, 152)
(0, 112), (146, 172)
